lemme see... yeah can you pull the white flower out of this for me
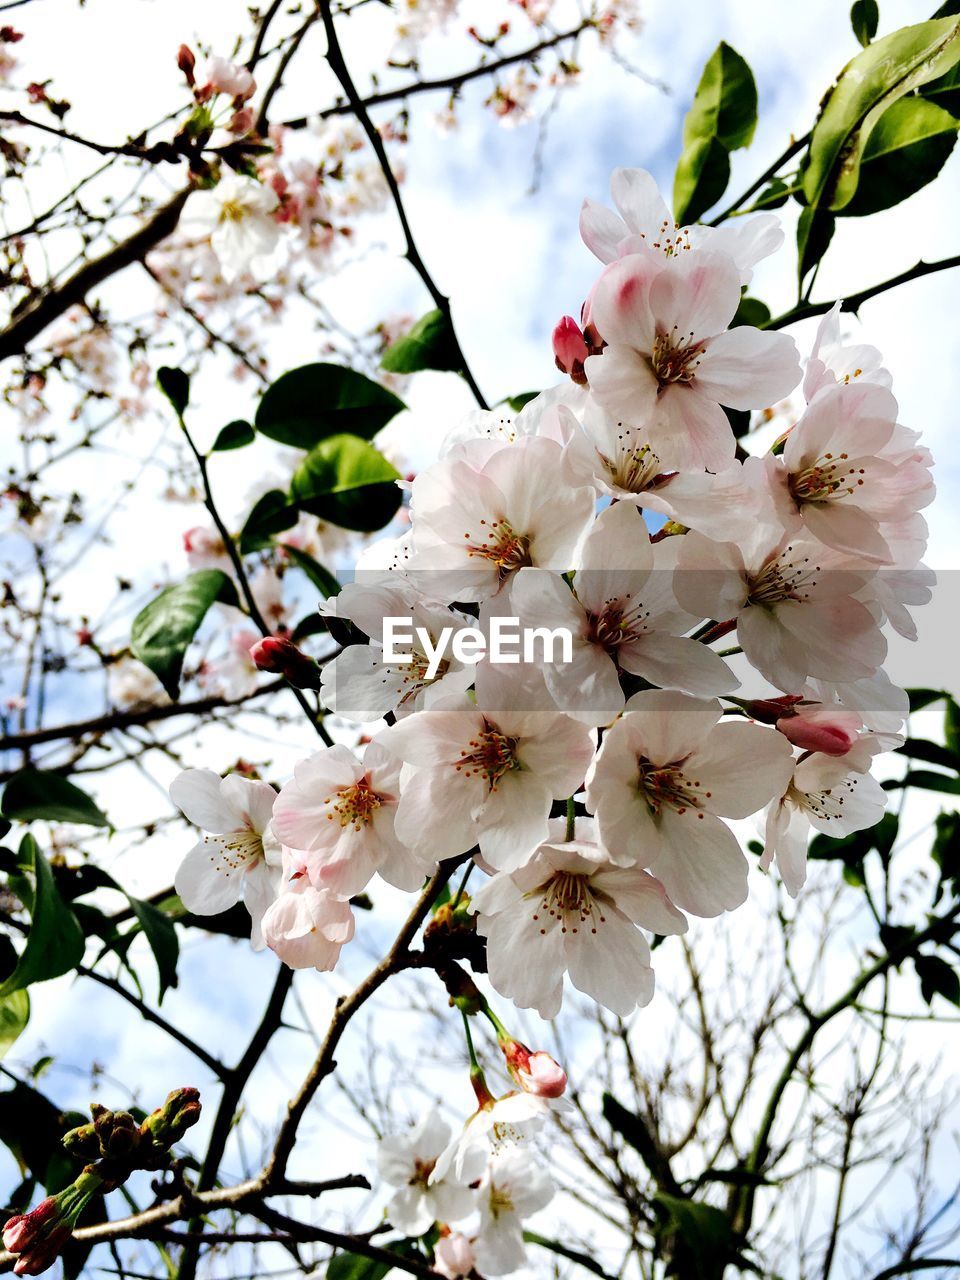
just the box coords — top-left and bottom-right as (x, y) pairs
(376, 701), (595, 871)
(261, 852), (354, 970)
(581, 166), (783, 284)
(187, 175), (281, 280)
(472, 817), (686, 1018)
(272, 744), (434, 896)
(473, 1148), (555, 1276)
(762, 753), (888, 896)
(438, 385), (582, 466)
(803, 301), (892, 402)
(201, 55), (256, 101)
(510, 502), (737, 725)
(170, 769), (282, 949)
(675, 529), (887, 691)
(584, 250), (801, 471)
(408, 435), (595, 602)
(434, 1232), (476, 1279)
(585, 692), (794, 916)
(376, 1113), (482, 1236)
(432, 1092), (551, 1184)
(107, 656), (169, 710)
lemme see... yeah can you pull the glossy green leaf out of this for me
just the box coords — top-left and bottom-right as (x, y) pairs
(839, 97), (958, 215)
(673, 42), (757, 224)
(326, 1255), (392, 1280)
(289, 434), (401, 533)
(281, 544), (341, 599)
(803, 16), (960, 211)
(131, 569), (240, 700)
(851, 0), (880, 46)
(921, 56), (960, 116)
(380, 309), (461, 374)
(732, 296), (771, 328)
(907, 687), (949, 711)
(211, 419), (255, 452)
(0, 991), (29, 1056)
(156, 366), (190, 417)
(255, 363), (405, 449)
(2, 769), (109, 828)
(239, 489), (299, 554)
(127, 897), (179, 1003)
(886, 769), (960, 794)
(506, 390), (540, 411)
(0, 836), (85, 997)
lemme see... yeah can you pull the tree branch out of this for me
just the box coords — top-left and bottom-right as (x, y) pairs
(764, 254), (960, 331)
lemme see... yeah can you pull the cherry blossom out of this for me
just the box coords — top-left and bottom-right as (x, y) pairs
(803, 301), (892, 401)
(472, 817), (687, 1017)
(431, 1091), (551, 1183)
(510, 502), (737, 725)
(376, 1112), (483, 1236)
(376, 700), (594, 870)
(260, 851), (355, 970)
(271, 743), (432, 895)
(584, 250), (801, 470)
(434, 1233), (476, 1280)
(762, 751), (888, 896)
(580, 166), (783, 284)
(585, 692), (794, 916)
(407, 435), (595, 602)
(674, 529), (887, 691)
(187, 175), (282, 280)
(473, 1148), (555, 1276)
(169, 769), (282, 949)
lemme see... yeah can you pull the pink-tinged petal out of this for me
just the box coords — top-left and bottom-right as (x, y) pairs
(619, 691), (723, 766)
(764, 803), (810, 896)
(589, 254), (659, 348)
(479, 774), (552, 871)
(584, 345), (660, 422)
(244, 859), (282, 951)
(620, 632), (739, 697)
(579, 196), (626, 263)
(512, 567), (587, 634)
(483, 900), (566, 1018)
(220, 774), (277, 835)
(651, 385), (736, 473)
(592, 867), (688, 934)
(783, 382), (897, 470)
(673, 532), (749, 621)
(376, 705), (484, 767)
(687, 721), (795, 818)
(574, 501), (653, 608)
(169, 769), (236, 833)
(564, 907), (654, 1014)
(174, 838), (247, 915)
(800, 501), (891, 561)
(686, 213), (783, 282)
(647, 250), (742, 339)
(394, 766), (481, 861)
(610, 167), (672, 238)
(647, 810), (748, 917)
(696, 327), (801, 409)
(514, 716), (596, 796)
(542, 639), (624, 727)
(776, 596), (886, 682)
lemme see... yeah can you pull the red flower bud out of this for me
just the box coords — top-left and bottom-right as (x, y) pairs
(552, 316), (589, 385)
(249, 636), (322, 690)
(743, 695), (804, 725)
(777, 705), (862, 757)
(176, 44), (196, 86)
(502, 1039), (567, 1098)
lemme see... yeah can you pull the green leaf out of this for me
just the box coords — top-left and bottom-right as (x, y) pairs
(897, 736), (960, 771)
(239, 489), (299, 554)
(914, 952), (960, 1005)
(211, 419), (255, 452)
(887, 769), (960, 794)
(921, 56), (960, 116)
(851, 0), (880, 46)
(673, 42), (757, 224)
(255, 364), (405, 450)
(932, 811), (960, 893)
(127, 897), (179, 1003)
(156, 366), (190, 417)
(131, 569), (240, 700)
(289, 434), (401, 533)
(0, 836), (85, 997)
(2, 770), (109, 828)
(281, 544), (340, 599)
(506, 391), (540, 411)
(945, 698), (960, 756)
(908, 687), (949, 712)
(326, 1255), (392, 1280)
(0, 991), (29, 1056)
(838, 97), (958, 215)
(732, 296), (771, 328)
(523, 1232), (617, 1279)
(653, 1192), (745, 1279)
(803, 16), (960, 212)
(797, 205), (836, 287)
(380, 309), (462, 374)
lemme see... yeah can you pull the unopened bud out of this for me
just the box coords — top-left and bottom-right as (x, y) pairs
(61, 1122), (100, 1161)
(142, 1086), (202, 1149)
(177, 44), (196, 86)
(502, 1040), (567, 1098)
(742, 695), (804, 725)
(777, 704), (862, 756)
(249, 636), (322, 690)
(227, 106), (255, 136)
(435, 1231), (476, 1280)
(552, 316), (589, 385)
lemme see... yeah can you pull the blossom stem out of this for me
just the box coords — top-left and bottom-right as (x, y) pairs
(450, 861), (473, 910)
(565, 795), (576, 841)
(461, 1011), (481, 1070)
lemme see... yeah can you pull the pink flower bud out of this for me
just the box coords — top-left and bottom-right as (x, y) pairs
(502, 1039), (567, 1098)
(552, 315), (589, 384)
(249, 636), (322, 691)
(435, 1232), (476, 1280)
(176, 44), (196, 86)
(228, 107), (255, 136)
(777, 704), (862, 757)
(202, 56), (255, 102)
